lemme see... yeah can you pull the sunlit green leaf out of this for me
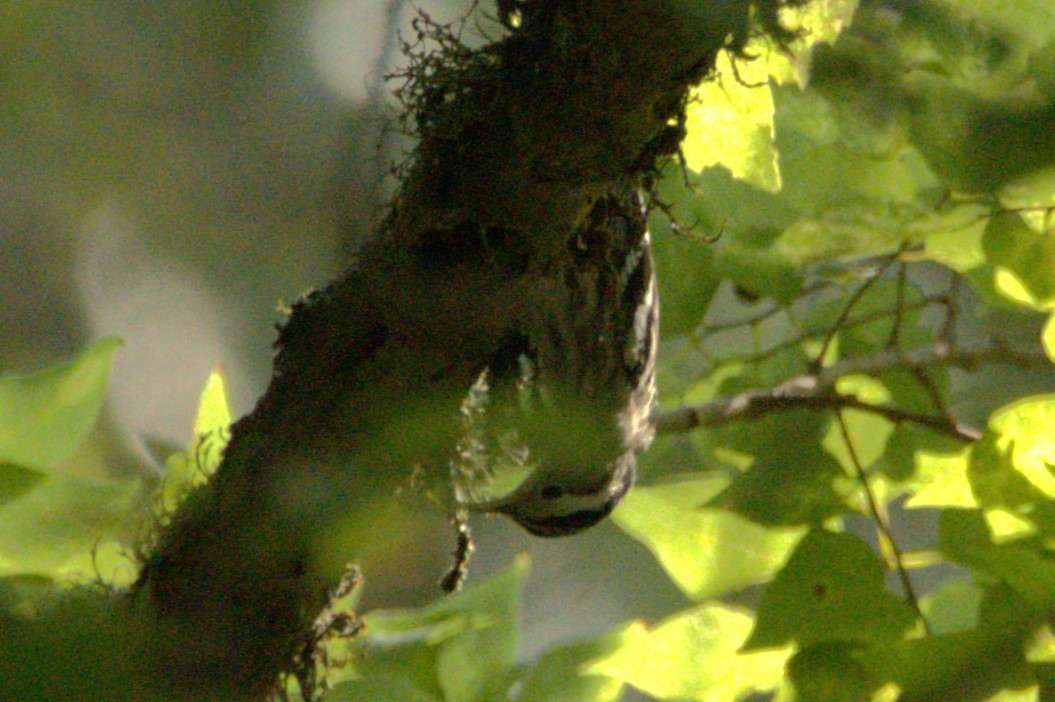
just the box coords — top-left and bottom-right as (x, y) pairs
(919, 205), (990, 273)
(984, 212), (1055, 310)
(684, 53), (781, 192)
(0, 337), (121, 474)
(903, 443), (976, 509)
(987, 396), (1055, 499)
(968, 430), (1051, 519)
(767, 0), (859, 86)
(584, 605), (789, 702)
(1043, 312), (1055, 364)
(744, 529), (917, 650)
(822, 375), (895, 471)
(190, 369), (232, 446)
(613, 476), (807, 600)
(161, 370), (233, 511)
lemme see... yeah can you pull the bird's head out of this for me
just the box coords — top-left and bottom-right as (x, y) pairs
(471, 454), (636, 537)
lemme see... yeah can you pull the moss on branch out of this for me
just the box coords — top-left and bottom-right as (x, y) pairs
(127, 1), (804, 698)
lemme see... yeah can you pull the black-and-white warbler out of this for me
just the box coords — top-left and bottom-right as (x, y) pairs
(472, 185), (658, 536)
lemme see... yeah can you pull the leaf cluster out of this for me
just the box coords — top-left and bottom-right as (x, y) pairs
(5, 0), (1055, 701)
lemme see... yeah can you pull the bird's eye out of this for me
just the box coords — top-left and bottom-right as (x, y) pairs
(539, 484), (566, 500)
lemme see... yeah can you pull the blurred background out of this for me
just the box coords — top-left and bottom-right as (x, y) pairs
(0, 0), (688, 661)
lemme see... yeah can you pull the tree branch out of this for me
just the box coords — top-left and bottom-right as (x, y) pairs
(654, 342), (1048, 442)
(126, 2), (770, 699)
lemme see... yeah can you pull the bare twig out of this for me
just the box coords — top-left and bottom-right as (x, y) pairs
(699, 295), (945, 370)
(812, 247), (904, 374)
(654, 342), (1049, 442)
(834, 410), (930, 634)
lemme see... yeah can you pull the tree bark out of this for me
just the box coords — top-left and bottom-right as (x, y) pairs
(128, 1), (763, 698)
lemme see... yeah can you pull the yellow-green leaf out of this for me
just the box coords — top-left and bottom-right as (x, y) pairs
(613, 477), (806, 601)
(0, 475), (142, 579)
(191, 369), (232, 445)
(584, 606), (789, 702)
(822, 375), (895, 471)
(0, 337), (121, 474)
(988, 396), (1055, 499)
(904, 445), (976, 510)
(683, 52), (781, 193)
(1043, 312), (1055, 364)
(161, 370), (233, 510)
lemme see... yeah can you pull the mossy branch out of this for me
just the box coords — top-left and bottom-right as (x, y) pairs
(123, 1), (791, 698)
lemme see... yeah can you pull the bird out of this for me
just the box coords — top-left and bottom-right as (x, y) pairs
(470, 185), (659, 536)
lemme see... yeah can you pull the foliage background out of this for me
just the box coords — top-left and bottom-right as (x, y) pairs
(4, 0), (1055, 700)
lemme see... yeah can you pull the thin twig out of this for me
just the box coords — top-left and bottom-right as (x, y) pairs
(655, 341), (1048, 442)
(702, 296), (944, 370)
(938, 273), (961, 350)
(889, 259), (907, 348)
(695, 281), (825, 334)
(812, 249), (903, 373)
(835, 410), (930, 634)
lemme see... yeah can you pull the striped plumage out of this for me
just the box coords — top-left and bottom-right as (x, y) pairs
(476, 185), (658, 536)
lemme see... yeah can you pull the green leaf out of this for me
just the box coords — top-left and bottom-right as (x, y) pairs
(161, 370), (232, 511)
(357, 557), (527, 702)
(190, 369), (232, 445)
(684, 0), (860, 192)
(939, 508), (1055, 611)
(880, 626), (1036, 702)
(983, 211), (1055, 310)
(322, 674), (443, 702)
(986, 396), (1055, 500)
(684, 53), (781, 193)
(822, 375), (895, 471)
(713, 443), (850, 526)
(785, 642), (885, 702)
(967, 430), (1051, 515)
(584, 605), (789, 702)
(1043, 312), (1055, 364)
(613, 476), (807, 601)
(0, 463), (45, 509)
(0, 475), (142, 579)
(743, 529), (917, 650)
(919, 204), (991, 273)
(951, 0), (1055, 52)
(0, 337), (121, 473)
(904, 443), (976, 510)
(769, 0), (860, 85)
(650, 217), (719, 337)
(517, 634), (625, 702)
(772, 201), (919, 275)
(714, 236), (805, 304)
(920, 577), (985, 636)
